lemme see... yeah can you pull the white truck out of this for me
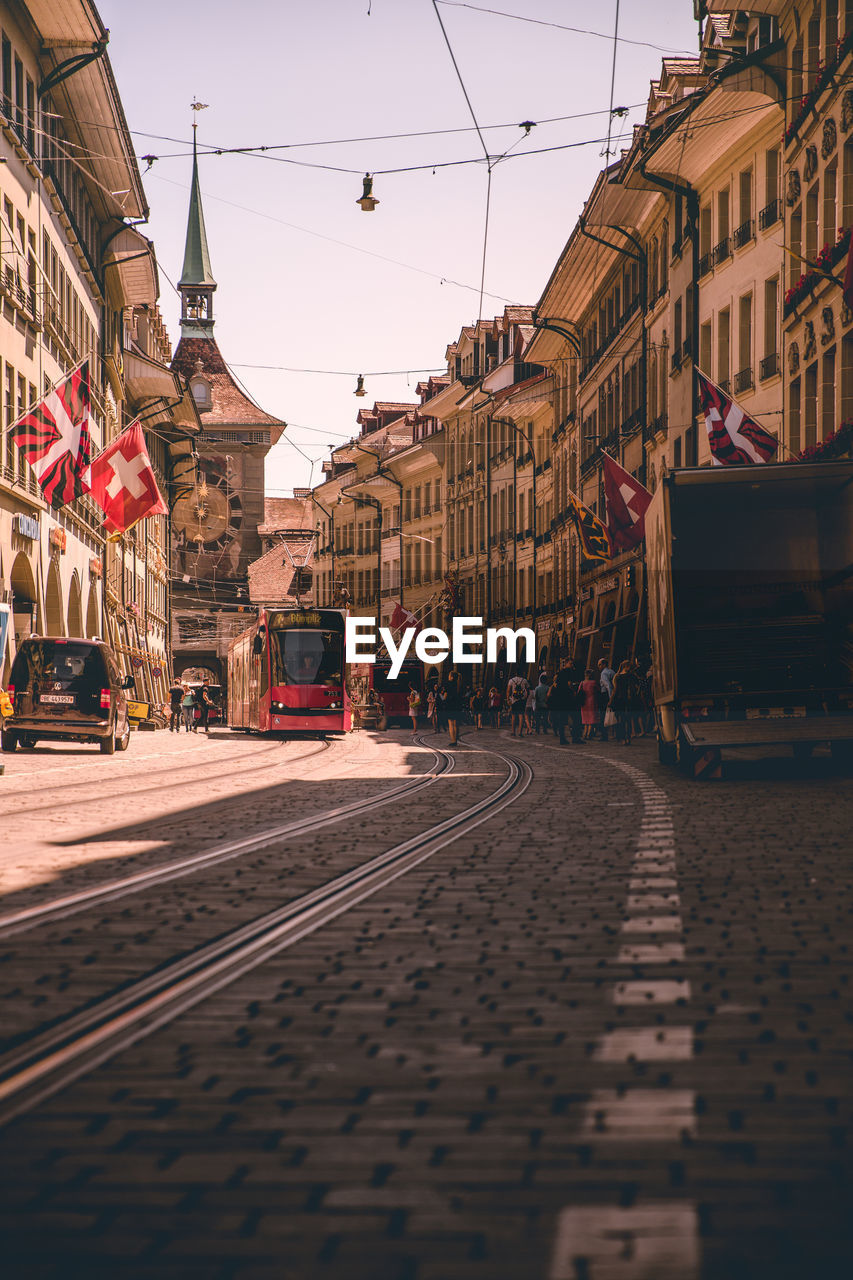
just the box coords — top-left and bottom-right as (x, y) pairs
(646, 459), (853, 777)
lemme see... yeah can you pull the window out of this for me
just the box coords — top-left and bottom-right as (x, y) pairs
(716, 187), (730, 256)
(738, 168), (753, 236)
(789, 204), (803, 289)
(765, 147), (779, 209)
(700, 320), (712, 375)
(791, 37), (803, 104)
(762, 278), (779, 378)
(1, 37), (10, 118)
(842, 333), (853, 424)
(805, 183), (819, 263)
(737, 294), (753, 389)
(807, 7), (821, 90)
(717, 308), (730, 387)
(823, 163), (837, 248)
(699, 205), (712, 269)
(804, 362), (818, 448)
(826, 0), (839, 57)
(822, 348), (836, 441)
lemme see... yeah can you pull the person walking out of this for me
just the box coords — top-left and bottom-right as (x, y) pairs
(168, 678), (184, 732)
(598, 657), (615, 742)
(507, 671), (529, 738)
(578, 668), (599, 740)
(441, 669), (462, 747)
(546, 663), (571, 745)
(609, 659), (639, 745)
(470, 685), (484, 730)
(534, 672), (550, 734)
(197, 679), (213, 734)
(487, 684), (501, 728)
(426, 685), (438, 732)
(180, 684), (195, 733)
(407, 684), (422, 734)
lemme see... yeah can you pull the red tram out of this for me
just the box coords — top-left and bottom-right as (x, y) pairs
(228, 608), (350, 735)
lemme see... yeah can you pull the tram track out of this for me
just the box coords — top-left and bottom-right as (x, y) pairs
(0, 740), (531, 1127)
(0, 738), (452, 938)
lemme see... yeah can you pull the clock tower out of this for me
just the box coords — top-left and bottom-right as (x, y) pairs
(170, 134), (285, 686)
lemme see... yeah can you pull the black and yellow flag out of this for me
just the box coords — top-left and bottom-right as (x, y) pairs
(567, 491), (611, 565)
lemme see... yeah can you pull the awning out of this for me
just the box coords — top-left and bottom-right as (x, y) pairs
(103, 227), (158, 307)
(124, 349), (201, 436)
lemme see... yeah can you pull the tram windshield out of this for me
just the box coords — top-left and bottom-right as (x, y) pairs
(270, 628), (343, 686)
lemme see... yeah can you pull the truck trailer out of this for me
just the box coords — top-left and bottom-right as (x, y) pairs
(646, 459), (853, 777)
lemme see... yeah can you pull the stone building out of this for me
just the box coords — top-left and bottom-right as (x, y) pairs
(0, 0), (196, 703)
(169, 138), (285, 686)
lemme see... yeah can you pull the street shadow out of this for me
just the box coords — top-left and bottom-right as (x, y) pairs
(0, 739), (433, 915)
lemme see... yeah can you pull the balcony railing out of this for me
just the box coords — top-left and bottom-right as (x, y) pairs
(734, 366), (754, 393)
(759, 351), (780, 380)
(698, 252), (713, 278)
(718, 378), (731, 395)
(758, 198), (781, 231)
(733, 218), (754, 249)
(713, 236), (731, 265)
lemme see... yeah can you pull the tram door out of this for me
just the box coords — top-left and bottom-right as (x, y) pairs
(249, 627), (264, 727)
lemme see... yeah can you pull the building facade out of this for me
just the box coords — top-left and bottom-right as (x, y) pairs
(0, 1), (196, 709)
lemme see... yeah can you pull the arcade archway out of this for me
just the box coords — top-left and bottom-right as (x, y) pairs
(45, 560), (64, 636)
(86, 585), (100, 638)
(67, 571), (83, 637)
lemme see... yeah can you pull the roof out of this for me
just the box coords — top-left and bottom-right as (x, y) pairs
(171, 336), (284, 430)
(179, 137), (216, 288)
(259, 496), (314, 534)
(247, 536), (315, 607)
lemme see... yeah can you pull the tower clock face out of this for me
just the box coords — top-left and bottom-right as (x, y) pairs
(174, 471), (243, 553)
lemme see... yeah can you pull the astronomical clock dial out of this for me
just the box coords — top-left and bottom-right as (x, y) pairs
(173, 472), (243, 553)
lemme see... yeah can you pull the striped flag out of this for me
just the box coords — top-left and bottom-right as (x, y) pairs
(8, 361), (93, 507)
(697, 369), (779, 466)
(567, 491), (611, 564)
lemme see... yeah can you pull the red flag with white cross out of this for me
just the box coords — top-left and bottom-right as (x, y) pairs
(84, 421), (168, 536)
(601, 451), (653, 552)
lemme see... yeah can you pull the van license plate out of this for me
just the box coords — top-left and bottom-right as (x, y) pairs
(41, 693), (74, 705)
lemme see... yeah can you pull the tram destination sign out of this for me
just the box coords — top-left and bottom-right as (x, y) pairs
(270, 610), (323, 628)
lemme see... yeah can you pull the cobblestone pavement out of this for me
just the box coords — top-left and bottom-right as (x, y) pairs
(0, 726), (851, 1279)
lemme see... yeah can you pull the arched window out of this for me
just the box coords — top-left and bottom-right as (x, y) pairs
(190, 376), (212, 411)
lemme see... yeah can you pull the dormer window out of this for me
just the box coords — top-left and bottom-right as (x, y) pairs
(190, 375), (212, 411)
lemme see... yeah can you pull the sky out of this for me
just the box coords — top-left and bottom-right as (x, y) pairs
(97, 0), (701, 496)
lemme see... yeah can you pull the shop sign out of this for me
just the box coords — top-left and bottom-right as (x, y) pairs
(536, 619), (551, 633)
(11, 512), (39, 540)
(595, 574), (619, 595)
(49, 526), (67, 553)
(89, 558), (102, 578)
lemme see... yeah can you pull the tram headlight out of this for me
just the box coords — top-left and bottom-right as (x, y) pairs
(329, 701), (339, 709)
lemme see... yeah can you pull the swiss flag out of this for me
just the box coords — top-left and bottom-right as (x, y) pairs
(85, 421), (168, 535)
(601, 451), (653, 551)
(697, 370), (778, 466)
(389, 601), (420, 633)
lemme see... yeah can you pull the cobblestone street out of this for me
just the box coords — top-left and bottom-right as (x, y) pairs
(0, 727), (851, 1278)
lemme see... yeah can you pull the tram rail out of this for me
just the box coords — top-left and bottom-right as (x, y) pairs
(0, 740), (531, 1126)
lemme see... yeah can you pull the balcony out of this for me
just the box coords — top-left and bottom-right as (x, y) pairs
(645, 413), (668, 443)
(698, 252), (713, 279)
(733, 219), (754, 250)
(759, 351), (780, 380)
(713, 236), (731, 265)
(758, 198), (781, 231)
(734, 367), (753, 394)
(621, 407), (643, 437)
(718, 379), (731, 396)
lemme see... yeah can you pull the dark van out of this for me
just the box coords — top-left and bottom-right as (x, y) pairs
(2, 636), (134, 755)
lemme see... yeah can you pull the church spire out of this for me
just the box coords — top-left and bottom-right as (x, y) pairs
(179, 119), (217, 335)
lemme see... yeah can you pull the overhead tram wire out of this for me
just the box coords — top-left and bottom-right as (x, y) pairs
(435, 2), (698, 55)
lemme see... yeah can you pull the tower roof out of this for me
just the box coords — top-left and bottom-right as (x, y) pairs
(179, 134), (216, 289)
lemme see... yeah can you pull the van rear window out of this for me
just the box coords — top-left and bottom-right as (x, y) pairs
(11, 640), (107, 688)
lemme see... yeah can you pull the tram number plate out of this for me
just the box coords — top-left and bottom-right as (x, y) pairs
(40, 693), (74, 704)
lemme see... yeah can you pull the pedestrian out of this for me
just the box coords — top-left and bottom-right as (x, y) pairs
(534, 671), (550, 734)
(441, 668), (462, 747)
(506, 670), (529, 738)
(598, 656), (615, 742)
(426, 685), (438, 731)
(487, 684), (501, 728)
(180, 683), (195, 733)
(546, 667), (569, 745)
(524, 684), (536, 735)
(168, 676), (184, 732)
(197, 678), (213, 734)
(578, 668), (599, 740)
(470, 685), (484, 730)
(609, 659), (638, 745)
(407, 683), (422, 734)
